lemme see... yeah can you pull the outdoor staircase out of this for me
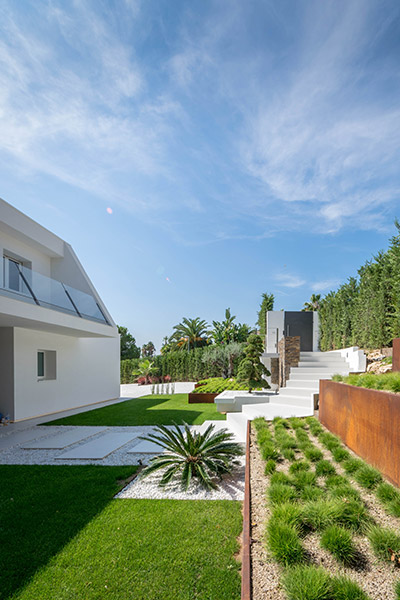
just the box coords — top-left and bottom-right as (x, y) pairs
(204, 351), (351, 443)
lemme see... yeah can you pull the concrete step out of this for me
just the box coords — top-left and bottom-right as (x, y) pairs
(286, 380), (320, 389)
(289, 371), (348, 380)
(279, 387), (317, 398)
(226, 412), (248, 442)
(300, 352), (345, 359)
(269, 394), (313, 408)
(297, 361), (348, 368)
(242, 402), (313, 420)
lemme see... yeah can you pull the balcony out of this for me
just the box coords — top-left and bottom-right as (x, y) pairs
(1, 258), (109, 325)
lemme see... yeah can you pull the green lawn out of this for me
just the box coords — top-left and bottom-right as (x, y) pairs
(1, 465), (241, 600)
(42, 393), (226, 426)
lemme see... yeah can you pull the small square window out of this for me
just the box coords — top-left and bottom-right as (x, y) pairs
(37, 350), (56, 380)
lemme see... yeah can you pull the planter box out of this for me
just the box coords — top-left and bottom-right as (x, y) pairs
(188, 392), (218, 404)
(319, 379), (400, 488)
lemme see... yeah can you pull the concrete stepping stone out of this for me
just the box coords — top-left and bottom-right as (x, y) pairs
(0, 428), (52, 450)
(128, 439), (165, 454)
(22, 427), (107, 449)
(57, 432), (137, 460)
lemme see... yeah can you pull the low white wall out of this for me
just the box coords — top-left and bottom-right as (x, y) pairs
(331, 346), (367, 372)
(13, 327), (120, 421)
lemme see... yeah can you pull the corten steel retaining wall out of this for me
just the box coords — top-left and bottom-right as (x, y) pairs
(241, 420), (251, 600)
(188, 393), (217, 404)
(319, 380), (400, 488)
(393, 338), (400, 372)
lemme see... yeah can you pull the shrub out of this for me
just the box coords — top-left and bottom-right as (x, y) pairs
(301, 500), (339, 531)
(292, 471), (317, 490)
(300, 486), (325, 502)
(376, 482), (398, 503)
(331, 576), (371, 600)
(342, 458), (364, 474)
(395, 580), (400, 600)
(260, 443), (280, 462)
(315, 460), (336, 477)
(320, 525), (356, 565)
(367, 525), (400, 561)
(331, 447), (351, 462)
(304, 447), (324, 462)
(266, 520), (304, 566)
(319, 432), (341, 451)
(139, 422), (243, 490)
(282, 448), (296, 461)
(268, 483), (298, 505)
(328, 485), (361, 503)
(335, 500), (370, 533)
(354, 465), (382, 489)
(270, 471), (293, 486)
(281, 565), (332, 600)
(271, 503), (304, 532)
(325, 474), (348, 488)
(289, 460), (310, 474)
(264, 459), (276, 475)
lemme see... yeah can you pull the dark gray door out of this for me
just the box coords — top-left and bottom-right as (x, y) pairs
(284, 312), (313, 351)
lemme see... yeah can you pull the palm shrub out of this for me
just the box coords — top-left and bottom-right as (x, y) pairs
(139, 422), (243, 490)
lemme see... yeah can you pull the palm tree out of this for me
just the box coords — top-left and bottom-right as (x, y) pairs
(172, 317), (209, 351)
(132, 359), (156, 383)
(302, 294), (321, 312)
(139, 422), (244, 490)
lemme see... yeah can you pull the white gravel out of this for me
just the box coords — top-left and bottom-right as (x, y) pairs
(0, 425), (181, 466)
(116, 456), (245, 501)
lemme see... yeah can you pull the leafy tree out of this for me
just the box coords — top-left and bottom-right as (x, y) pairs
(139, 422), (244, 490)
(172, 317), (210, 351)
(211, 308), (253, 345)
(142, 341), (156, 357)
(118, 325), (140, 360)
(257, 293), (275, 337)
(202, 342), (245, 378)
(237, 334), (271, 392)
(302, 294), (321, 311)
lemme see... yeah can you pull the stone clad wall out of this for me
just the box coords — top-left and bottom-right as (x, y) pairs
(278, 336), (300, 387)
(270, 358), (279, 385)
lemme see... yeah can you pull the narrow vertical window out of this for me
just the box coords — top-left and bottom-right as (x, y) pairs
(37, 351), (45, 378)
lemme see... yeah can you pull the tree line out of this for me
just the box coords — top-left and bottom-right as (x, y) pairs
(318, 221), (400, 350)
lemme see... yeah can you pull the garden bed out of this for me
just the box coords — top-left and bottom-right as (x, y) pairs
(250, 415), (400, 600)
(320, 379), (400, 487)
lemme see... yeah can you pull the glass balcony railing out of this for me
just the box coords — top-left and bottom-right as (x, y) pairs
(1, 258), (109, 325)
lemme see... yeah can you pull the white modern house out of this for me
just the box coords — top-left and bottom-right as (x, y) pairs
(0, 198), (120, 422)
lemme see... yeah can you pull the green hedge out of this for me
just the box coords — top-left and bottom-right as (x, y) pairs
(319, 222), (400, 350)
(120, 344), (246, 384)
(194, 377), (254, 394)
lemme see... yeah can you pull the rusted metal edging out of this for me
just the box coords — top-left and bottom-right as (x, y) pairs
(241, 419), (251, 600)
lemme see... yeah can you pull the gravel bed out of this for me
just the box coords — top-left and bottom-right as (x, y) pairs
(306, 428), (400, 599)
(116, 457), (245, 501)
(0, 425), (173, 466)
(250, 427), (285, 600)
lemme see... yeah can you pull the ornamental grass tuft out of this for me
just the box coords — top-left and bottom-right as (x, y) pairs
(266, 520), (304, 566)
(301, 500), (339, 531)
(268, 483), (298, 506)
(304, 447), (324, 462)
(264, 459), (276, 475)
(289, 460), (311, 474)
(292, 471), (317, 490)
(342, 458), (364, 474)
(281, 565), (332, 600)
(331, 576), (372, 600)
(271, 503), (304, 532)
(320, 525), (357, 565)
(331, 447), (351, 463)
(367, 525), (400, 561)
(354, 465), (382, 489)
(300, 485), (325, 502)
(315, 460), (336, 477)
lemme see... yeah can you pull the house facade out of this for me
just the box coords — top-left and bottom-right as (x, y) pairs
(0, 198), (120, 422)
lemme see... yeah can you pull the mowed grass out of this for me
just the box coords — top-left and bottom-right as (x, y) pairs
(0, 465), (241, 600)
(42, 393), (226, 426)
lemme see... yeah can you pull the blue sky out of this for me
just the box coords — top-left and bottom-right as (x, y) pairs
(1, 0), (400, 350)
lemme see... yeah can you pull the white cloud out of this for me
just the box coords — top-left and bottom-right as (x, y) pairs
(275, 273), (306, 288)
(311, 279), (340, 292)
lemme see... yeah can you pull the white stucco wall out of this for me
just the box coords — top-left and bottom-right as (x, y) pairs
(13, 327), (120, 421)
(266, 311), (285, 353)
(0, 230), (52, 285)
